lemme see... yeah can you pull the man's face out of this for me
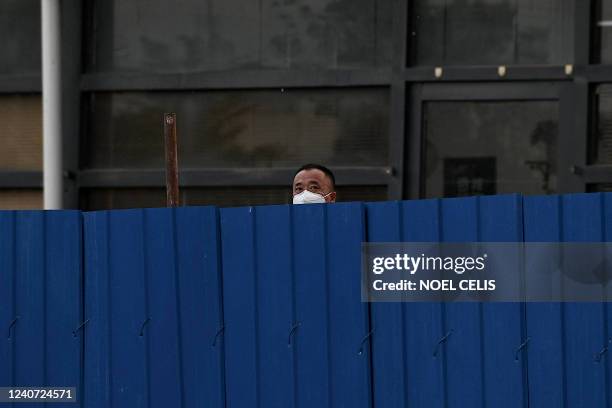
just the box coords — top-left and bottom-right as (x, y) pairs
(292, 169), (336, 203)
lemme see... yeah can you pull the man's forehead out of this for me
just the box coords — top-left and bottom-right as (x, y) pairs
(293, 169), (329, 185)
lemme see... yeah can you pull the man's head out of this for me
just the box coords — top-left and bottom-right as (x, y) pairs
(292, 163), (337, 204)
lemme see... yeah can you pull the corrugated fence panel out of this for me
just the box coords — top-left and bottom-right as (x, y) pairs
(478, 195), (526, 408)
(83, 210), (111, 407)
(440, 197), (485, 408)
(3, 193), (612, 408)
(523, 195), (564, 408)
(367, 196), (526, 408)
(366, 199), (446, 408)
(326, 203), (370, 408)
(438, 195), (527, 408)
(220, 207), (260, 408)
(108, 210), (147, 408)
(86, 209), (148, 408)
(220, 204), (295, 408)
(604, 193), (612, 404)
(144, 209), (185, 408)
(401, 199), (445, 408)
(293, 202), (371, 408)
(0, 211), (82, 407)
(293, 204), (330, 408)
(255, 205), (294, 408)
(0, 212), (15, 392)
(524, 193), (608, 408)
(366, 201), (407, 408)
(220, 203), (369, 408)
(45, 211), (83, 408)
(84, 207), (224, 408)
(562, 194), (606, 408)
(15, 212), (46, 392)
(174, 207), (225, 408)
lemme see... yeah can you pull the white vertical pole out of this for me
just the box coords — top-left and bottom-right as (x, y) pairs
(42, 0), (63, 209)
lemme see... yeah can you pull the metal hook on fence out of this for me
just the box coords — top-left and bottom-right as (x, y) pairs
(139, 317), (151, 337)
(288, 322), (301, 347)
(594, 337), (612, 363)
(7, 316), (19, 340)
(514, 337), (531, 361)
(212, 326), (225, 347)
(357, 330), (374, 356)
(432, 330), (453, 357)
(72, 319), (90, 338)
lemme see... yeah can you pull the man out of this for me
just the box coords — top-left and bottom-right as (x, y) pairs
(292, 163), (337, 204)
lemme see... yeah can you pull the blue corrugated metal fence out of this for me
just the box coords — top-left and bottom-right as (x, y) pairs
(1, 193), (611, 408)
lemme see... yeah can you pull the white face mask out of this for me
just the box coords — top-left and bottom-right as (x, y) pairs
(293, 190), (331, 205)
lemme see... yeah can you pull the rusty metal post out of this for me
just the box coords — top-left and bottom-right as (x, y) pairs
(163, 113), (180, 207)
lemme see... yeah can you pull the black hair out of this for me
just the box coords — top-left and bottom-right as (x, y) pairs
(293, 163), (336, 189)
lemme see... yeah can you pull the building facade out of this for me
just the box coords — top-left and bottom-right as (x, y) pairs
(0, 0), (611, 209)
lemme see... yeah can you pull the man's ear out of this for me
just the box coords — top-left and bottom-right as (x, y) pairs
(327, 191), (337, 203)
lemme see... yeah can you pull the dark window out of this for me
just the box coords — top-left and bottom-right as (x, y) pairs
(588, 183), (612, 192)
(423, 101), (559, 198)
(0, 189), (42, 210)
(443, 157), (496, 196)
(597, 0), (612, 64)
(410, 0), (572, 66)
(0, 0), (41, 75)
(0, 95), (42, 171)
(80, 185), (388, 210)
(86, 0), (392, 73)
(590, 85), (612, 165)
(83, 88), (389, 169)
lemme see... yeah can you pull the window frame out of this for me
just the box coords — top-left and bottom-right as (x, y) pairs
(406, 82), (583, 198)
(76, 0), (407, 205)
(2, 1), (612, 207)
